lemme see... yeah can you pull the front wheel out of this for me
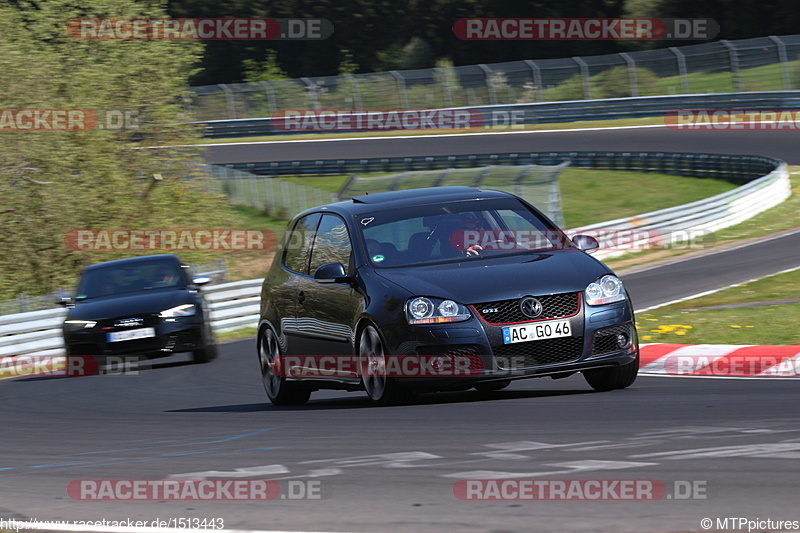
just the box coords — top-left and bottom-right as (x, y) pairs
(358, 325), (412, 406)
(258, 327), (310, 406)
(193, 321), (218, 364)
(583, 355), (639, 392)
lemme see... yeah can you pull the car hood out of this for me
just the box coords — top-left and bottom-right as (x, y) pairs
(67, 289), (195, 321)
(372, 250), (611, 304)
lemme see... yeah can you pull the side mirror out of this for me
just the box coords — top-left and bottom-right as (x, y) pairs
(56, 294), (73, 307)
(192, 276), (213, 286)
(313, 262), (352, 284)
(572, 234), (600, 253)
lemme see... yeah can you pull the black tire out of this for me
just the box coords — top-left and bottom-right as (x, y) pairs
(193, 322), (218, 364)
(583, 355), (639, 392)
(474, 379), (511, 392)
(358, 324), (413, 406)
(257, 327), (311, 406)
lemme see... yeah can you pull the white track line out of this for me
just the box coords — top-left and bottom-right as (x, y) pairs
(635, 264), (800, 313)
(190, 124), (669, 148)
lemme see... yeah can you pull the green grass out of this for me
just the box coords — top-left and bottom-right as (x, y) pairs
(559, 169), (737, 228)
(637, 267), (800, 345)
(216, 326), (257, 342)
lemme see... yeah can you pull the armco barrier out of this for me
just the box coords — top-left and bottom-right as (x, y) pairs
(195, 91), (800, 138)
(585, 158), (790, 259)
(0, 279), (265, 358)
(216, 151), (781, 179)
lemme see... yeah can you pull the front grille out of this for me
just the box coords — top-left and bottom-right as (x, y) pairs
(493, 337), (584, 369)
(417, 345), (482, 357)
(474, 292), (580, 324)
(592, 324), (632, 355)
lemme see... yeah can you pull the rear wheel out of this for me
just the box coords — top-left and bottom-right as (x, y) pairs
(358, 325), (412, 406)
(258, 327), (310, 406)
(474, 379), (511, 392)
(583, 355), (639, 392)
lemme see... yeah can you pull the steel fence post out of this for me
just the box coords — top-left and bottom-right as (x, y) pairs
(573, 57), (592, 99)
(669, 47), (690, 94)
(619, 52), (639, 97)
(769, 35), (791, 90)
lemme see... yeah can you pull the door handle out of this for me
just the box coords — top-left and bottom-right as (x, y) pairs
(297, 291), (305, 305)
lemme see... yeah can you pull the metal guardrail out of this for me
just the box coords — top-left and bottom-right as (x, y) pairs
(195, 90), (800, 138)
(0, 278), (264, 358)
(216, 151), (779, 181)
(585, 161), (791, 259)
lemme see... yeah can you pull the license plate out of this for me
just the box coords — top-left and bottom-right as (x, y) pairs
(502, 320), (572, 344)
(106, 327), (156, 343)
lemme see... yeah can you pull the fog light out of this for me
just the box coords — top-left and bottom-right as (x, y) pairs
(616, 333), (630, 348)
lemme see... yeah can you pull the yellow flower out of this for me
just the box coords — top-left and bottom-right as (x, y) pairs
(731, 325), (741, 328)
(641, 336), (652, 340)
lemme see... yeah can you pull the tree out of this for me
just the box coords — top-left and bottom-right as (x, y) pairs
(0, 0), (235, 299)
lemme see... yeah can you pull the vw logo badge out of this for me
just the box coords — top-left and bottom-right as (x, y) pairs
(519, 297), (543, 318)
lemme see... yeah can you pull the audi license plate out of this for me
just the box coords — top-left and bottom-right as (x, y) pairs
(502, 320), (572, 344)
(106, 328), (156, 343)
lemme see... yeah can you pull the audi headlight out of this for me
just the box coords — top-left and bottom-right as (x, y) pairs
(159, 304), (196, 318)
(64, 320), (97, 331)
(584, 275), (626, 306)
(406, 297), (470, 324)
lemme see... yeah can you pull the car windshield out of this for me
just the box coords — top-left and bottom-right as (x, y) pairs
(74, 260), (186, 300)
(358, 198), (572, 267)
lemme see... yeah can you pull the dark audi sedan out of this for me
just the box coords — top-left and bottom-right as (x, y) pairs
(61, 254), (217, 364)
(258, 187), (638, 406)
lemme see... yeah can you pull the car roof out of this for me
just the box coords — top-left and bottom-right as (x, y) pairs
(294, 186), (517, 219)
(83, 254), (182, 271)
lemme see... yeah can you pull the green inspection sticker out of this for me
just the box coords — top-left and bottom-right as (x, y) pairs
(372, 254), (385, 263)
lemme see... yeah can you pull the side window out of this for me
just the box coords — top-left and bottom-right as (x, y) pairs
(283, 213), (321, 274)
(309, 214), (352, 276)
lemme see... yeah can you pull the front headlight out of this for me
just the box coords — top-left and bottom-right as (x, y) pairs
(584, 275), (626, 306)
(64, 320), (97, 331)
(406, 297), (470, 324)
(159, 304), (197, 318)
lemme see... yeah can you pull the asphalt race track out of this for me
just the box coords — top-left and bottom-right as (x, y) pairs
(2, 346), (800, 533)
(1, 129), (799, 533)
(202, 126), (800, 165)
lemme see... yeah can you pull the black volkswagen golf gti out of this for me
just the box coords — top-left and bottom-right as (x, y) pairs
(61, 254), (217, 364)
(258, 187), (638, 406)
